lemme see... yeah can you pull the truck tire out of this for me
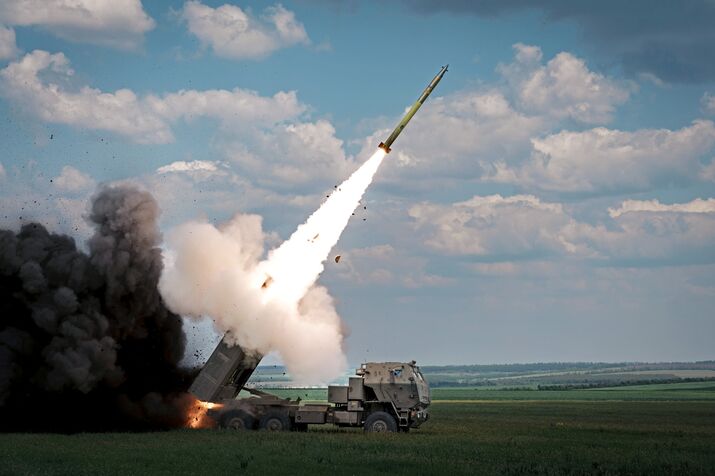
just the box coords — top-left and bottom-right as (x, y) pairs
(364, 411), (398, 433)
(259, 410), (292, 432)
(220, 410), (255, 430)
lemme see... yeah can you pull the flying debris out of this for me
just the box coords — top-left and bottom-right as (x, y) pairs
(261, 276), (274, 289)
(334, 255), (341, 263)
(379, 65), (448, 153)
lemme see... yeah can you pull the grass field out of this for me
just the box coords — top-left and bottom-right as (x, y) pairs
(2, 382), (714, 475)
(431, 381), (715, 402)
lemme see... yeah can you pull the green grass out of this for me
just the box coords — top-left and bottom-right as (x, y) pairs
(5, 377), (710, 474)
(431, 381), (715, 401)
(2, 398), (715, 475)
(431, 385), (715, 402)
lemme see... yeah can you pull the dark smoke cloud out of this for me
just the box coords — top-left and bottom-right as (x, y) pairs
(0, 185), (194, 431)
(404, 0), (715, 83)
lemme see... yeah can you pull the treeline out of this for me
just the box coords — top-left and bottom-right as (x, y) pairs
(537, 377), (715, 391)
(420, 361), (715, 375)
(429, 380), (497, 388)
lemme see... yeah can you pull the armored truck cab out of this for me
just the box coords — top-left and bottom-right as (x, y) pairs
(326, 362), (430, 431)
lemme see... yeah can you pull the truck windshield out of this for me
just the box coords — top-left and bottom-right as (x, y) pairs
(413, 367), (430, 404)
(414, 368), (425, 382)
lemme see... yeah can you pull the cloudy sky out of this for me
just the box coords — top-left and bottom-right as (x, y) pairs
(1, 0), (714, 366)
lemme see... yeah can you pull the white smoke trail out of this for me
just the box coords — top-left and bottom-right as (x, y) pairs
(160, 149), (386, 383)
(255, 149), (386, 304)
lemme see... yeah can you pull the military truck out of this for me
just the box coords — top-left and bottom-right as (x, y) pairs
(190, 337), (430, 432)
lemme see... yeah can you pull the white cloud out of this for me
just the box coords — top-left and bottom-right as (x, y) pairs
(0, 50), (173, 143)
(151, 91), (354, 187)
(609, 198), (715, 217)
(156, 160), (221, 174)
(52, 165), (95, 193)
(0, 50), (353, 189)
(0, 25), (18, 59)
(222, 119), (353, 187)
(148, 87), (304, 127)
(0, 161), (5, 179)
(0, 50), (305, 144)
(700, 160), (715, 182)
(511, 43), (543, 64)
(703, 93), (715, 115)
(637, 72), (668, 88)
(488, 120), (715, 193)
(498, 43), (632, 123)
(567, 203), (715, 266)
(0, 0), (154, 50)
(410, 195), (715, 266)
(182, 1), (309, 60)
(409, 194), (575, 258)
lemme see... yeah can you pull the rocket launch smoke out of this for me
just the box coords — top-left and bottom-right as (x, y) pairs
(0, 185), (193, 431)
(0, 148), (387, 430)
(160, 149), (387, 383)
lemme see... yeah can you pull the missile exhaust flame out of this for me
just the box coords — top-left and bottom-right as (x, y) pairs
(255, 148), (386, 306)
(186, 399), (223, 429)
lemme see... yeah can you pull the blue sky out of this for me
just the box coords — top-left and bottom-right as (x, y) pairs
(1, 0), (714, 366)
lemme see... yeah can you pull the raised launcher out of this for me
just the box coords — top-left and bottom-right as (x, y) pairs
(189, 337), (262, 402)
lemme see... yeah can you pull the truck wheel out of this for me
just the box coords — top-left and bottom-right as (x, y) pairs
(259, 410), (292, 432)
(364, 411), (398, 433)
(220, 410), (255, 430)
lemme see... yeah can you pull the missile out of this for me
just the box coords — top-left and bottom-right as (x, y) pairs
(378, 65), (448, 153)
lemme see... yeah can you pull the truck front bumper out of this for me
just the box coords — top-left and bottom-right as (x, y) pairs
(410, 408), (430, 428)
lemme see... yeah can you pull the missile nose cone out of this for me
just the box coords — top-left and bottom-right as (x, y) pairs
(434, 65), (448, 82)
